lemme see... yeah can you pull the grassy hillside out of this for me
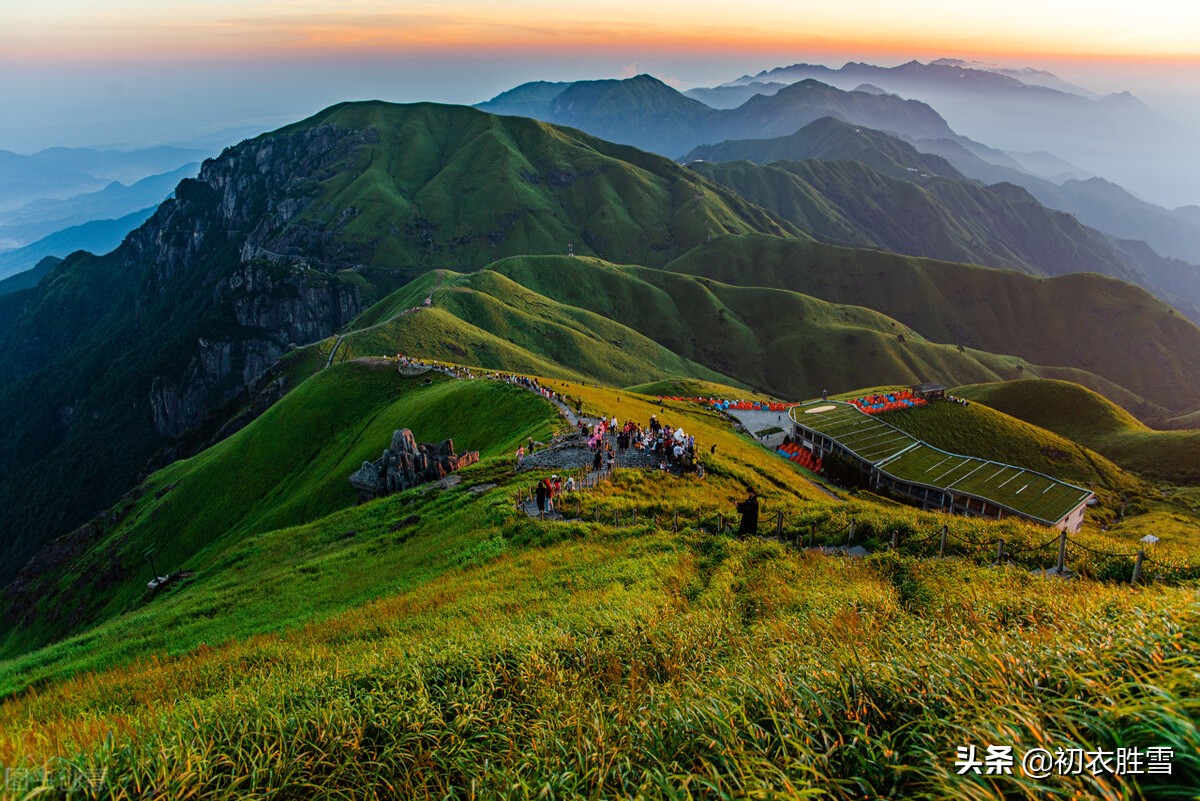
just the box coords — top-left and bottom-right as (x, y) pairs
(0, 100), (795, 587)
(0, 374), (1195, 797)
(481, 255), (1169, 402)
(0, 362), (560, 658)
(691, 158), (1144, 284)
(878, 396), (1140, 495)
(667, 234), (1200, 418)
(273, 100), (794, 270)
(310, 255), (1135, 405)
(957, 379), (1200, 484)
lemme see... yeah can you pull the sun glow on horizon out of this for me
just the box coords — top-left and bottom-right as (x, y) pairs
(5, 0), (1200, 65)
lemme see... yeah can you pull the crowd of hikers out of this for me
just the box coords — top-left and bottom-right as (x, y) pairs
(575, 413), (705, 474)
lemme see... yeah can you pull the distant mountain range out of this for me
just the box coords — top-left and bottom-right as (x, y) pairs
(2, 100), (1199, 588)
(683, 117), (1200, 321)
(478, 74), (956, 157)
(708, 59), (1199, 209)
(0, 163), (198, 251)
(0, 207), (157, 281)
(0, 146), (209, 212)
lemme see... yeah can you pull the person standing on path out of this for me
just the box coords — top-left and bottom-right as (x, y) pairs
(535, 480), (548, 515)
(736, 487), (759, 538)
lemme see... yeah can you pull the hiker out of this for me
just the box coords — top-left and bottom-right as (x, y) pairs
(736, 487), (759, 538)
(535, 480), (548, 515)
(593, 449), (603, 471)
(528, 436), (535, 453)
(516, 445), (525, 466)
(544, 477), (557, 513)
(822, 389), (828, 401)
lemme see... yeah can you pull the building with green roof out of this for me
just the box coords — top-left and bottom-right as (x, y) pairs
(790, 401), (1093, 531)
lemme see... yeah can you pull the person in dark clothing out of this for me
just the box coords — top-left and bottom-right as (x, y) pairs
(593, 450), (603, 471)
(736, 487), (759, 537)
(535, 481), (547, 514)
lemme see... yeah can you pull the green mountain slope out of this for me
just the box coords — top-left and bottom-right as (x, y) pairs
(691, 158), (1145, 284)
(1, 372), (1195, 799)
(0, 361), (559, 658)
(685, 116), (962, 181)
(666, 235), (1200, 419)
(0, 101), (790, 585)
(321, 255), (1167, 409)
(955, 379), (1200, 483)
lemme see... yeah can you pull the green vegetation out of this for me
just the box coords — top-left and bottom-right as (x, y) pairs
(0, 362), (559, 659)
(691, 157), (1142, 282)
(881, 394), (1137, 493)
(958, 379), (1200, 484)
(668, 234), (1200, 418)
(1, 367), (1197, 798)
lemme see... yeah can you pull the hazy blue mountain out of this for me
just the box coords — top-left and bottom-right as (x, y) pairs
(0, 146), (210, 213)
(479, 74), (957, 158)
(909, 137), (1200, 266)
(0, 164), (197, 250)
(685, 119), (1200, 320)
(0, 208), (157, 280)
(685, 116), (962, 181)
(683, 82), (788, 109)
(0, 257), (59, 297)
(475, 80), (571, 118)
(716, 60), (1199, 208)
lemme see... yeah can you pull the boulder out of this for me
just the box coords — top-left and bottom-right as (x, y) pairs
(390, 429), (418, 455)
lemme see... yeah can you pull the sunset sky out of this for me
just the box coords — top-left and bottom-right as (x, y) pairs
(3, 0), (1199, 151)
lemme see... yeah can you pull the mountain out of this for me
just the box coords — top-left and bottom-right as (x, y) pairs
(0, 163), (198, 250)
(0, 207), (157, 281)
(683, 81), (788, 109)
(685, 116), (963, 180)
(665, 234), (1200, 421)
(0, 146), (209, 212)
(913, 137), (1200, 272)
(719, 60), (1200, 208)
(683, 120), (1200, 318)
(691, 159), (1149, 284)
(926, 59), (1098, 97)
(321, 256), (1077, 400)
(4, 97), (1200, 627)
(0, 257), (59, 298)
(0, 100), (789, 585)
(957, 379), (1200, 483)
(478, 74), (957, 158)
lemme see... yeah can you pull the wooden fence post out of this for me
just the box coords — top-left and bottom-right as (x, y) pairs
(996, 538), (1005, 562)
(718, 513), (725, 534)
(1132, 550), (1145, 585)
(810, 522), (816, 548)
(673, 510), (679, 532)
(632, 508), (638, 526)
(938, 525), (947, 557)
(847, 518), (855, 546)
(1056, 530), (1067, 573)
(775, 511), (784, 538)
(891, 530), (899, 550)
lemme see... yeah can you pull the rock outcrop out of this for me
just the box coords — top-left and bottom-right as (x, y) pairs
(349, 429), (479, 503)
